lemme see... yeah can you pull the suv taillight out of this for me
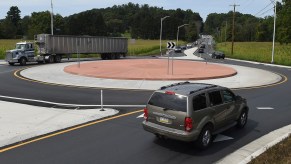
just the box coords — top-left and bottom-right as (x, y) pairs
(184, 117), (193, 132)
(144, 107), (148, 121)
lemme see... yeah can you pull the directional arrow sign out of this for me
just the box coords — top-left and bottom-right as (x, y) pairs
(167, 42), (176, 49)
(137, 114), (144, 118)
(213, 134), (234, 143)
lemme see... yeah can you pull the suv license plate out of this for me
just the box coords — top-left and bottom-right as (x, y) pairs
(159, 117), (170, 124)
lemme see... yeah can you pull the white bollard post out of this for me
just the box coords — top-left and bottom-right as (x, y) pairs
(100, 90), (105, 111)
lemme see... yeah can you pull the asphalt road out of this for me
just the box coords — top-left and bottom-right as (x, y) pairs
(0, 57), (291, 163)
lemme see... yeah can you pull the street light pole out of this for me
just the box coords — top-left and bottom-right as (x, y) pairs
(51, 0), (54, 35)
(160, 16), (170, 56)
(172, 24), (189, 75)
(176, 24), (189, 46)
(271, 0), (277, 64)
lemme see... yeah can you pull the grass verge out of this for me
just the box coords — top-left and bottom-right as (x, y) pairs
(216, 42), (291, 66)
(250, 135), (291, 164)
(0, 39), (28, 59)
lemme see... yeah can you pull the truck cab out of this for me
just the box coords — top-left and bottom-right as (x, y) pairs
(5, 42), (35, 66)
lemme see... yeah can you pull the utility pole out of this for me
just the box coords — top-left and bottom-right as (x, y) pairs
(230, 4), (239, 55)
(225, 21), (227, 46)
(271, 0), (277, 64)
(51, 0), (54, 35)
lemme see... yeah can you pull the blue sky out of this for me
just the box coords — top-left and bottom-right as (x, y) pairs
(0, 0), (280, 21)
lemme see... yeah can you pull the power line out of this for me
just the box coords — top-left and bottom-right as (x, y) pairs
(254, 2), (273, 16)
(258, 7), (274, 17)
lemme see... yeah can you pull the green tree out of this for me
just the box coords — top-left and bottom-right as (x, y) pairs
(0, 6), (22, 38)
(277, 0), (291, 44)
(65, 10), (107, 36)
(27, 11), (51, 39)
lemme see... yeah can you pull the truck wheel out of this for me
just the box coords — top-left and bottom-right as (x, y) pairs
(196, 125), (213, 150)
(114, 54), (120, 59)
(19, 57), (27, 66)
(107, 54), (113, 60)
(8, 62), (15, 66)
(101, 54), (106, 60)
(55, 55), (61, 63)
(48, 56), (54, 63)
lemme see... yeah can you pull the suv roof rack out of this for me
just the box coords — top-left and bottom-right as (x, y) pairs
(189, 84), (217, 94)
(160, 81), (190, 90)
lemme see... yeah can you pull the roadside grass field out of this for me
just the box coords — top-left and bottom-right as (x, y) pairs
(0, 39), (26, 59)
(250, 135), (291, 164)
(216, 42), (291, 66)
(0, 39), (178, 59)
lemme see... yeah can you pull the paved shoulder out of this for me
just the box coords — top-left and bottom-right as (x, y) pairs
(0, 100), (118, 148)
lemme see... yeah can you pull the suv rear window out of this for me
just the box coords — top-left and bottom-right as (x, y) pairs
(148, 92), (187, 112)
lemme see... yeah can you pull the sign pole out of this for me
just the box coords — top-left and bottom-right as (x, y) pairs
(166, 41), (176, 75)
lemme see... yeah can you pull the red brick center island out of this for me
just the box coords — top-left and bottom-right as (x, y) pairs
(64, 59), (237, 80)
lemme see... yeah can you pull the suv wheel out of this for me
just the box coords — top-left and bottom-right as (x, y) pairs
(196, 125), (212, 149)
(236, 109), (248, 128)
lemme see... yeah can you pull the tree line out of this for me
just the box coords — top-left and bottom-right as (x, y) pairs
(0, 3), (202, 42)
(0, 1), (290, 44)
(204, 0), (291, 44)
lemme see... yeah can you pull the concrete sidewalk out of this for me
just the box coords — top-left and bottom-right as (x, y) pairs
(0, 101), (118, 148)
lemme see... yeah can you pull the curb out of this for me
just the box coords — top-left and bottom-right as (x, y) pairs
(216, 124), (291, 164)
(226, 58), (291, 69)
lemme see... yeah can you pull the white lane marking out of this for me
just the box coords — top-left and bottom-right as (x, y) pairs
(0, 95), (146, 108)
(137, 114), (144, 118)
(213, 134), (234, 143)
(257, 107), (274, 110)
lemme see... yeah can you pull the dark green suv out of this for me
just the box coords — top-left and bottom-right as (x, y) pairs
(142, 82), (248, 149)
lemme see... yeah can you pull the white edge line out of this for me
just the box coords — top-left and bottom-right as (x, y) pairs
(257, 107), (274, 110)
(0, 95), (145, 108)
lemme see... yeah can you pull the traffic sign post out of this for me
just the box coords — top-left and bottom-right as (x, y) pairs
(166, 42), (176, 75)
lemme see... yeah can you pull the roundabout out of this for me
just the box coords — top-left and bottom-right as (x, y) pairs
(20, 58), (282, 90)
(0, 56), (290, 164)
(63, 59), (237, 80)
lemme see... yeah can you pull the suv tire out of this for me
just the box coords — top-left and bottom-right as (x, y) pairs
(196, 125), (213, 149)
(236, 109), (248, 129)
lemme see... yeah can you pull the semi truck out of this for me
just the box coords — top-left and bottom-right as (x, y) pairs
(5, 34), (128, 66)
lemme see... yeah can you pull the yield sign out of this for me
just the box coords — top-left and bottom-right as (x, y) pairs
(167, 42), (176, 49)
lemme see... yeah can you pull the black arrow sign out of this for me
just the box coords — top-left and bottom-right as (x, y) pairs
(167, 42), (176, 49)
